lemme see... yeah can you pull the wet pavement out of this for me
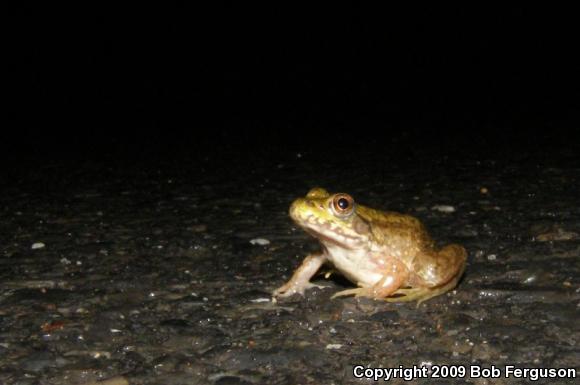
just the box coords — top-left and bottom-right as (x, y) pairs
(1, 139), (579, 384)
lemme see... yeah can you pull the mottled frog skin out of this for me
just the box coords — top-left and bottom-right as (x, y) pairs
(273, 188), (467, 304)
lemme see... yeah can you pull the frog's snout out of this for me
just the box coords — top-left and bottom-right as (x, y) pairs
(289, 199), (302, 218)
(289, 198), (314, 219)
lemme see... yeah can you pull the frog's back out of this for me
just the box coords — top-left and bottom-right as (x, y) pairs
(357, 205), (422, 227)
(357, 204), (435, 248)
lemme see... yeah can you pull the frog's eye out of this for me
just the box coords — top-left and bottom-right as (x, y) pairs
(331, 193), (354, 217)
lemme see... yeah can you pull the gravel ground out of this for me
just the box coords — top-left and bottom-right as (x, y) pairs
(1, 139), (579, 384)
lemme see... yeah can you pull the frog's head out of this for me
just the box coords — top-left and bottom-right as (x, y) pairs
(289, 187), (371, 249)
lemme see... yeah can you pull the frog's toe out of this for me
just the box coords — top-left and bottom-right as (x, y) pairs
(323, 269), (337, 279)
(272, 283), (302, 298)
(385, 287), (442, 306)
(391, 287), (422, 296)
(331, 287), (367, 299)
(272, 287), (292, 298)
(385, 288), (425, 302)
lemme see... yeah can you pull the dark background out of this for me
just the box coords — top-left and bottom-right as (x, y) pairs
(6, 4), (579, 164)
(3, 6), (580, 384)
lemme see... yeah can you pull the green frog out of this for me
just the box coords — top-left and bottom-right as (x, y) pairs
(273, 188), (467, 304)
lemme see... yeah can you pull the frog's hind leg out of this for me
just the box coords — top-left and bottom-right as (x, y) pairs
(386, 262), (466, 306)
(332, 259), (409, 299)
(331, 274), (398, 299)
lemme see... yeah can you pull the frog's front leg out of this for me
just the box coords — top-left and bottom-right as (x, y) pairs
(332, 258), (409, 299)
(273, 252), (327, 298)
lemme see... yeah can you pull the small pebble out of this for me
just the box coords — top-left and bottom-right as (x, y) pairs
(250, 298), (270, 303)
(31, 242), (45, 250)
(431, 205), (456, 213)
(250, 238), (270, 246)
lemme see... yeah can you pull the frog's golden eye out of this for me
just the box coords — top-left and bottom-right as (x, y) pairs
(331, 193), (354, 217)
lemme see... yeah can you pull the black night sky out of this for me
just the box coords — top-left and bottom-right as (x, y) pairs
(7, 4), (580, 162)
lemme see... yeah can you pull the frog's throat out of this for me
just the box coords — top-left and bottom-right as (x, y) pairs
(300, 224), (364, 250)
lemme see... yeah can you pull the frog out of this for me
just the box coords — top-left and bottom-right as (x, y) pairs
(272, 188), (467, 304)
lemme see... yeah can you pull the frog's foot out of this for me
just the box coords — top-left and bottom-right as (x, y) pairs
(273, 281), (327, 298)
(385, 287), (433, 303)
(385, 284), (455, 306)
(272, 253), (328, 298)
